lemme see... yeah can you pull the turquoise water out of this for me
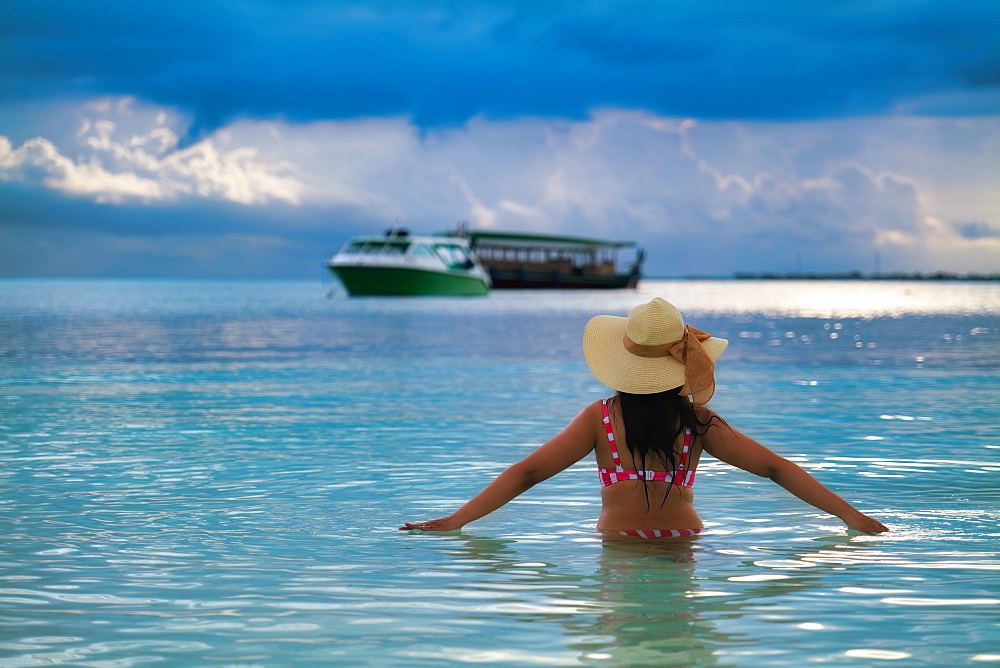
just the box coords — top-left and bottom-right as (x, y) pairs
(1, 278), (998, 666)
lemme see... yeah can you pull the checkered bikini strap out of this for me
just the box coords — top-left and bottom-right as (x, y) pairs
(601, 398), (623, 470)
(677, 429), (692, 471)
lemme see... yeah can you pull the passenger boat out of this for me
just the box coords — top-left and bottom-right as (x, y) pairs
(326, 229), (491, 296)
(454, 229), (644, 289)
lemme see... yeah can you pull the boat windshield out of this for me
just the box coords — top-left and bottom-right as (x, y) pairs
(346, 241), (409, 255)
(435, 244), (474, 269)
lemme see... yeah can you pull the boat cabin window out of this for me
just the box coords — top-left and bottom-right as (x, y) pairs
(436, 245), (474, 269)
(411, 244), (436, 258)
(347, 241), (409, 255)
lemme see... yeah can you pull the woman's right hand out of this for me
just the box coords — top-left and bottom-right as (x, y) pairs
(399, 516), (464, 532)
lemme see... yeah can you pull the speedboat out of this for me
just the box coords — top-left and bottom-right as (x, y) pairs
(327, 229), (492, 296)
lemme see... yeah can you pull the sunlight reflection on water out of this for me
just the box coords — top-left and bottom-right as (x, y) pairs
(0, 278), (997, 665)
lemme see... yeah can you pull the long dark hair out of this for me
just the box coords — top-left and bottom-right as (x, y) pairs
(608, 387), (719, 507)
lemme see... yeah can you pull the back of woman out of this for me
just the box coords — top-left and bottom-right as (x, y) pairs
(401, 297), (888, 539)
(596, 392), (709, 538)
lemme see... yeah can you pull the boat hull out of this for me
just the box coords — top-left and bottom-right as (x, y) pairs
(329, 265), (490, 296)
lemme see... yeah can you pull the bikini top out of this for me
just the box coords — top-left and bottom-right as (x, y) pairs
(598, 398), (696, 488)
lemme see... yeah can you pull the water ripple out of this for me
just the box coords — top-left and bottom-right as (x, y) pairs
(1, 279), (997, 666)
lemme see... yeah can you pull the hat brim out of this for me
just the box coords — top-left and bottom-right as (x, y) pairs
(583, 314), (728, 395)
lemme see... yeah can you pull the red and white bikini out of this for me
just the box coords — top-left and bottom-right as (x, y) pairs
(599, 398), (702, 539)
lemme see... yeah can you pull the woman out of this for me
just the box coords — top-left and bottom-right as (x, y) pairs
(400, 297), (888, 538)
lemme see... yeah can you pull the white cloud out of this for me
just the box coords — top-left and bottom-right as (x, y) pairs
(1, 98), (997, 274)
(0, 135), (167, 203)
(0, 100), (305, 206)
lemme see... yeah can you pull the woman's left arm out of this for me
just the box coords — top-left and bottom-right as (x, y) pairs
(767, 460), (889, 533)
(400, 401), (601, 531)
(701, 413), (888, 534)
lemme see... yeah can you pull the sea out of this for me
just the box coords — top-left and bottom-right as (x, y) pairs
(1, 277), (998, 666)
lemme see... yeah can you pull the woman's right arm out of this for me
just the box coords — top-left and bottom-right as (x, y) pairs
(699, 409), (888, 534)
(399, 401), (602, 532)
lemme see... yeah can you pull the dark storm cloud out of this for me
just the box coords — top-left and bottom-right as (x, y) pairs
(2, 0), (998, 143)
(0, 180), (374, 278)
(953, 221), (1000, 240)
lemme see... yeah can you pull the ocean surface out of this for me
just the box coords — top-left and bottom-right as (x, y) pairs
(1, 277), (998, 666)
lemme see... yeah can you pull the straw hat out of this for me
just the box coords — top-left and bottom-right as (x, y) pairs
(583, 297), (728, 404)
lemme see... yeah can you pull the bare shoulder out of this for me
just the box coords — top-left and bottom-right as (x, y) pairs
(513, 398), (603, 478)
(572, 399), (607, 432)
(539, 398), (605, 444)
(695, 405), (744, 448)
(694, 405), (731, 438)
(695, 406), (784, 476)
(583, 397), (607, 417)
(695, 404), (721, 424)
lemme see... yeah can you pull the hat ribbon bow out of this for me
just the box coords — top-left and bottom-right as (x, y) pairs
(623, 326), (715, 397)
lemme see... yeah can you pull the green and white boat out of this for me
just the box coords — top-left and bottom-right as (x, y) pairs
(327, 229), (491, 296)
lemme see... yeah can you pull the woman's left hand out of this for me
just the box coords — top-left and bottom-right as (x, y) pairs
(841, 511), (889, 534)
(399, 516), (463, 531)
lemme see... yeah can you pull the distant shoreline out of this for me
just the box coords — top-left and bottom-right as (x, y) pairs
(663, 271), (1000, 281)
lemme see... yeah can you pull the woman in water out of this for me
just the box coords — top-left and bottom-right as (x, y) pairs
(400, 297), (888, 538)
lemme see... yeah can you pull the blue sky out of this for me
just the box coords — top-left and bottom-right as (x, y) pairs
(1, 0), (998, 277)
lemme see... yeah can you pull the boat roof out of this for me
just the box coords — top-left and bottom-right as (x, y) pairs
(449, 230), (637, 249)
